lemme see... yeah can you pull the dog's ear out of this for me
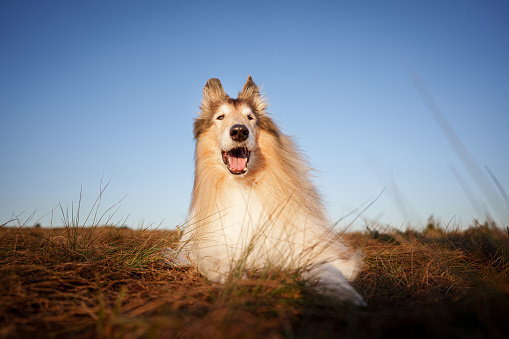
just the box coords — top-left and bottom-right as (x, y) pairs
(238, 75), (267, 113)
(238, 75), (259, 100)
(201, 78), (228, 114)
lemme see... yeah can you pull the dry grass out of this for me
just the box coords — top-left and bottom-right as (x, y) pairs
(1, 220), (508, 338)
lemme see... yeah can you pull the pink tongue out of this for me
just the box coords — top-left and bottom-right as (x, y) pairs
(229, 156), (247, 172)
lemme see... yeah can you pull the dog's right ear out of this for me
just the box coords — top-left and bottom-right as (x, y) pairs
(201, 78), (227, 114)
(195, 78), (228, 138)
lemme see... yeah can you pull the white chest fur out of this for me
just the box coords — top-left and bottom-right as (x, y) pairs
(209, 182), (266, 255)
(177, 181), (272, 279)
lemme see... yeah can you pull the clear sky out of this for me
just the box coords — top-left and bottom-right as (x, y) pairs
(1, 1), (508, 230)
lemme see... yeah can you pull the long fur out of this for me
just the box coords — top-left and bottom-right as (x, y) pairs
(174, 76), (365, 304)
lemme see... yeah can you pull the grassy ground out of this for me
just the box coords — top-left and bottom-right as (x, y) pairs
(1, 221), (508, 338)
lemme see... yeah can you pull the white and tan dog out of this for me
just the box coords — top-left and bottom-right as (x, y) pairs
(174, 76), (364, 304)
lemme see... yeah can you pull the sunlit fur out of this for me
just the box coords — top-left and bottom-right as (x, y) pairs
(175, 76), (365, 304)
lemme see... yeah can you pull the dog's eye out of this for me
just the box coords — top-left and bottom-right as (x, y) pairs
(216, 115), (224, 120)
(247, 115), (254, 121)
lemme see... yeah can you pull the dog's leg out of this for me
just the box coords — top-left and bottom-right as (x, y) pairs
(303, 261), (366, 306)
(161, 245), (192, 267)
(195, 256), (235, 284)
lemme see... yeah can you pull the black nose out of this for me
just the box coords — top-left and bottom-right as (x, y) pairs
(230, 124), (249, 142)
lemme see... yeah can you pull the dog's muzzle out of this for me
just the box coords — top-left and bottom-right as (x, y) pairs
(222, 124), (251, 175)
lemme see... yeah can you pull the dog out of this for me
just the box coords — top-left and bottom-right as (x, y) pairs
(174, 76), (365, 305)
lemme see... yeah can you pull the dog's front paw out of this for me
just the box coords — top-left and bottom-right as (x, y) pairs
(161, 247), (193, 267)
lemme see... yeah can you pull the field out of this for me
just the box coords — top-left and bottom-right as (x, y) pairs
(1, 220), (508, 338)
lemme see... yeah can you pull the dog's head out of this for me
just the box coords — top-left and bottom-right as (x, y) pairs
(194, 76), (278, 176)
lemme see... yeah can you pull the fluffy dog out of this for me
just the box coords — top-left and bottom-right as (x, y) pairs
(174, 76), (364, 305)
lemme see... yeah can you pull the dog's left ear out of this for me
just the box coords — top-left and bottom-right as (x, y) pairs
(239, 75), (259, 100)
(238, 75), (267, 113)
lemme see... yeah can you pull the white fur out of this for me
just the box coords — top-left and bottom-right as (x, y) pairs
(175, 175), (365, 305)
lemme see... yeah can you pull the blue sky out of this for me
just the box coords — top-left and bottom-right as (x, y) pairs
(1, 1), (508, 230)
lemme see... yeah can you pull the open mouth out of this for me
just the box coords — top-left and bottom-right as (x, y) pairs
(222, 147), (251, 175)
